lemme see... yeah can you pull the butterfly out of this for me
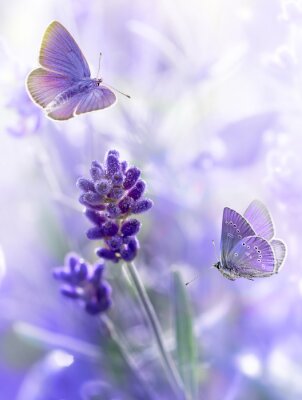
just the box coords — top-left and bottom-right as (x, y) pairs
(26, 21), (128, 120)
(214, 200), (286, 281)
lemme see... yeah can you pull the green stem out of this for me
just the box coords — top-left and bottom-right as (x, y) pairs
(100, 315), (154, 400)
(125, 262), (186, 400)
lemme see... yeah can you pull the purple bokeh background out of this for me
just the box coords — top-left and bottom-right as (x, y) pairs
(0, 0), (301, 399)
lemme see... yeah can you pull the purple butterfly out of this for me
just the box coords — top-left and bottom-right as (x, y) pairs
(26, 21), (128, 120)
(214, 200), (286, 280)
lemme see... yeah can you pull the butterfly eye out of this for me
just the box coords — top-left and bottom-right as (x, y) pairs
(254, 246), (258, 250)
(247, 245), (250, 249)
(259, 255), (262, 258)
(257, 250), (261, 253)
(257, 259), (261, 262)
(230, 222), (233, 225)
(234, 252), (238, 257)
(236, 229), (240, 233)
(233, 224), (237, 228)
(238, 235), (242, 239)
(242, 242), (246, 246)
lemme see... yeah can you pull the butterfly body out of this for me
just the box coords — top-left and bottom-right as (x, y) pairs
(45, 78), (102, 113)
(214, 260), (259, 281)
(26, 21), (117, 120)
(215, 201), (286, 281)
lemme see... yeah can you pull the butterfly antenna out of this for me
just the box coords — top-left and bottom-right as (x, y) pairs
(185, 272), (202, 286)
(105, 83), (131, 99)
(212, 240), (219, 262)
(96, 52), (102, 79)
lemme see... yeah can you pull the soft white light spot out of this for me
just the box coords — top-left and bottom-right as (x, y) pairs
(51, 350), (74, 368)
(237, 6), (253, 21)
(237, 353), (262, 378)
(268, 347), (302, 391)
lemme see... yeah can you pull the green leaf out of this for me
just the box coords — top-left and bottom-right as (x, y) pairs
(172, 270), (198, 400)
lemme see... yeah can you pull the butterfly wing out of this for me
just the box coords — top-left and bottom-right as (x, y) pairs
(227, 235), (276, 277)
(75, 86), (116, 115)
(47, 94), (83, 120)
(39, 21), (90, 79)
(244, 200), (274, 240)
(26, 68), (74, 108)
(270, 239), (286, 272)
(220, 207), (255, 264)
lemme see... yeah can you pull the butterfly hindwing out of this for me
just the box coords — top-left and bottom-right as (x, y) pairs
(244, 200), (274, 240)
(47, 94), (83, 120)
(227, 235), (275, 277)
(221, 207), (255, 263)
(270, 239), (286, 272)
(75, 86), (116, 115)
(39, 21), (90, 79)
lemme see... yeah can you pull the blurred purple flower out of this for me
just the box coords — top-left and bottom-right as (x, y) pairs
(77, 149), (153, 263)
(53, 253), (111, 315)
(6, 82), (43, 138)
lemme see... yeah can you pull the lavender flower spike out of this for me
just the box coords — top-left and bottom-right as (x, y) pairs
(53, 252), (111, 315)
(76, 150), (153, 263)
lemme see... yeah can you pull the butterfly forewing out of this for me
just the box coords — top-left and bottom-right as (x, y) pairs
(270, 239), (286, 272)
(75, 86), (116, 115)
(227, 235), (275, 276)
(39, 21), (90, 79)
(221, 208), (255, 263)
(244, 200), (274, 240)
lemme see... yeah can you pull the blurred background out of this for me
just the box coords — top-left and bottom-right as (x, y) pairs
(0, 0), (301, 399)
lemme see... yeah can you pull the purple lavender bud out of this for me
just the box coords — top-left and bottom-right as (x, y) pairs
(106, 203), (121, 218)
(76, 177), (95, 192)
(121, 160), (128, 173)
(108, 187), (124, 200)
(106, 154), (120, 177)
(120, 237), (138, 262)
(53, 269), (69, 281)
(106, 235), (123, 251)
(123, 236), (139, 248)
(91, 160), (103, 169)
(86, 227), (104, 240)
(84, 209), (107, 226)
(91, 263), (105, 282)
(121, 219), (141, 236)
(82, 191), (103, 206)
(65, 253), (79, 270)
(90, 162), (104, 181)
(107, 149), (120, 158)
(61, 287), (81, 299)
(128, 180), (146, 200)
(132, 199), (154, 214)
(123, 167), (141, 190)
(96, 247), (118, 261)
(112, 171), (124, 186)
(95, 179), (112, 196)
(118, 196), (134, 214)
(101, 221), (119, 237)
(77, 262), (88, 281)
(85, 296), (111, 315)
(79, 194), (106, 211)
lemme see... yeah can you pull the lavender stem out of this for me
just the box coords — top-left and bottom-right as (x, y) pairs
(99, 314), (154, 400)
(125, 261), (186, 399)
